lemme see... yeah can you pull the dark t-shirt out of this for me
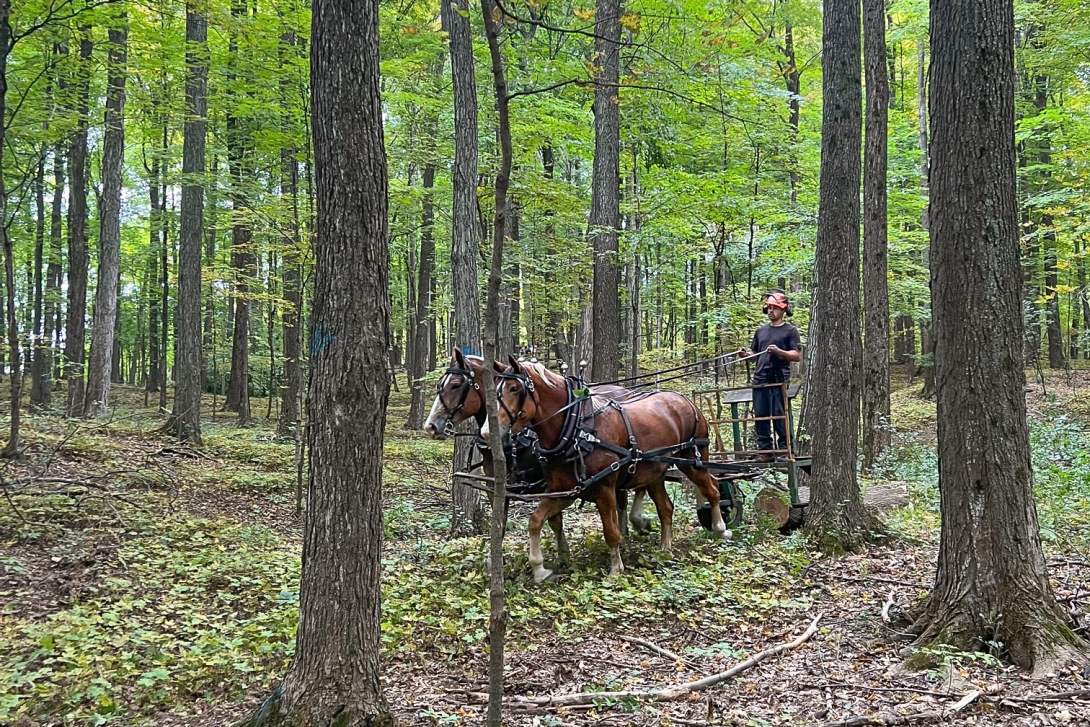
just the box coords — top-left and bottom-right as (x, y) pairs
(750, 323), (801, 384)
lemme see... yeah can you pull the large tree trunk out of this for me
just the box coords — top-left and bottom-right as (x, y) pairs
(64, 31), (92, 419)
(405, 162), (436, 430)
(165, 4), (207, 443)
(803, 0), (881, 552)
(444, 0), (484, 536)
(84, 23), (127, 418)
(861, 0), (890, 471)
(237, 0), (395, 719)
(588, 0), (622, 383)
(911, 0), (1086, 674)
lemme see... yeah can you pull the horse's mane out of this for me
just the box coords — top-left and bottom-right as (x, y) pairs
(523, 362), (563, 389)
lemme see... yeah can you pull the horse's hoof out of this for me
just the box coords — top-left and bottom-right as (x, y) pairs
(533, 567), (554, 584)
(715, 528), (733, 541)
(631, 517), (651, 533)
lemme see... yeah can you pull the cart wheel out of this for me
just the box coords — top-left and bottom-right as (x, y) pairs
(696, 480), (744, 530)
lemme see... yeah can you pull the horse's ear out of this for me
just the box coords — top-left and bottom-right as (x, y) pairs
(453, 348), (466, 367)
(508, 354), (521, 371)
(493, 360), (505, 374)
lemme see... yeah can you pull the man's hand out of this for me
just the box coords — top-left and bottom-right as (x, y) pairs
(736, 348), (749, 358)
(767, 344), (780, 356)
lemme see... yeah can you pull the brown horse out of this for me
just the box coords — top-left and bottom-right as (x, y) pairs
(482, 357), (729, 582)
(421, 351), (660, 552)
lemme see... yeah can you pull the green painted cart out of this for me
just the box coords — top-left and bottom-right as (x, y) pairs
(669, 382), (810, 530)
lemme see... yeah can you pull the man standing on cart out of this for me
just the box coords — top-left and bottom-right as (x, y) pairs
(739, 290), (801, 462)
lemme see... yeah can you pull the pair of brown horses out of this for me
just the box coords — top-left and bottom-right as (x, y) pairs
(424, 352), (729, 582)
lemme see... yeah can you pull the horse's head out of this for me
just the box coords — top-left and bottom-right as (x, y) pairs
(423, 350), (486, 439)
(482, 355), (566, 440)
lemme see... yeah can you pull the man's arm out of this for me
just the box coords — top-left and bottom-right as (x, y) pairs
(767, 345), (802, 362)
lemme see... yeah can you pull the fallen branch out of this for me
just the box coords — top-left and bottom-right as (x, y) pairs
(617, 635), (698, 668)
(820, 573), (926, 590)
(998, 689), (1090, 705)
(819, 690), (980, 727)
(480, 613), (822, 708)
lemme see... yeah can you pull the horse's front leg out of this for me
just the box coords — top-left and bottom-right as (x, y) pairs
(528, 497), (570, 583)
(593, 484), (624, 576)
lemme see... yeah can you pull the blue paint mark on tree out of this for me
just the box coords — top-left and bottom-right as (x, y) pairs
(312, 326), (336, 357)
(461, 345), (480, 357)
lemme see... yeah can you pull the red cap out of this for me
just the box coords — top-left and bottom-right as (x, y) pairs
(765, 292), (789, 309)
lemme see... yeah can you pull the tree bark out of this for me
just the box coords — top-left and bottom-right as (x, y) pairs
(277, 28), (303, 440)
(64, 30), (92, 419)
(30, 151), (45, 408)
(84, 22), (127, 418)
(237, 0), (396, 719)
(479, 3), (512, 721)
(225, 0), (252, 425)
(165, 3), (207, 443)
(916, 39), (936, 398)
(911, 0), (1086, 674)
(804, 0), (881, 552)
(1032, 78), (1064, 370)
(405, 162), (436, 430)
(862, 0), (890, 471)
(444, 0), (484, 536)
(0, 1), (20, 455)
(33, 145), (64, 409)
(588, 0), (622, 383)
(146, 165), (162, 396)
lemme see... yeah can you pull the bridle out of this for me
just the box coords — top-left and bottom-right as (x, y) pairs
(495, 368), (536, 429)
(436, 365), (481, 435)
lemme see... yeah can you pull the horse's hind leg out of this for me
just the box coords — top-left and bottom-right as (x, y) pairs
(645, 481), (674, 550)
(628, 489), (652, 532)
(617, 488), (630, 537)
(528, 497), (570, 583)
(547, 513), (570, 562)
(593, 486), (625, 576)
(680, 463), (730, 539)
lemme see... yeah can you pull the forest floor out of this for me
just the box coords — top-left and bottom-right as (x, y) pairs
(3, 367), (1090, 726)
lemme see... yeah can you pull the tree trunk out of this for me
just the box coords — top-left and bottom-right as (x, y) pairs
(159, 217), (170, 412)
(911, 0), (1086, 673)
(64, 31), (92, 419)
(165, 3), (207, 443)
(1033, 78), (1064, 369)
(34, 146), (64, 409)
(803, 0), (881, 552)
(84, 23), (127, 418)
(0, 2), (21, 455)
(277, 28), (303, 440)
(147, 172), (162, 396)
(202, 154), (219, 390)
(236, 0), (396, 718)
(588, 0), (622, 383)
(916, 39), (936, 398)
(30, 152), (45, 408)
(1078, 236), (1090, 357)
(479, 3), (512, 720)
(444, 0), (484, 536)
(862, 0), (890, 471)
(225, 0), (252, 425)
(405, 162), (436, 430)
